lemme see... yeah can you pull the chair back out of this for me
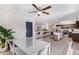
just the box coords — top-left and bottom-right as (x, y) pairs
(38, 46), (48, 55)
(8, 41), (16, 55)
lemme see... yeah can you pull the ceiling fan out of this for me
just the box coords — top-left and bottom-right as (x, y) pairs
(28, 4), (52, 16)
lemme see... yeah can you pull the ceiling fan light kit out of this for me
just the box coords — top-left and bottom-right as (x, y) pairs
(38, 11), (42, 14)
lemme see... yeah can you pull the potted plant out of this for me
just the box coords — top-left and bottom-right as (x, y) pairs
(0, 26), (15, 52)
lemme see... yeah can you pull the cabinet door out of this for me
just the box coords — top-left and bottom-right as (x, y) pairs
(76, 21), (79, 28)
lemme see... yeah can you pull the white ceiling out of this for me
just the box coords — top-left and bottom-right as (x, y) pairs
(0, 4), (79, 25)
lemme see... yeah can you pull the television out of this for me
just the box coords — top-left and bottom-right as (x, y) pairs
(26, 22), (33, 37)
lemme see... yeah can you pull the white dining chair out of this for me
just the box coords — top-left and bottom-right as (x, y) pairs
(66, 41), (73, 55)
(38, 46), (49, 55)
(8, 41), (26, 55)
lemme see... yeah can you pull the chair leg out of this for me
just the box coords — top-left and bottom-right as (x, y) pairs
(13, 53), (16, 55)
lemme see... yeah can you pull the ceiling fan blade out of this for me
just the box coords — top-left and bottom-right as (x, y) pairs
(42, 12), (49, 15)
(42, 6), (51, 11)
(28, 11), (37, 13)
(32, 4), (41, 11)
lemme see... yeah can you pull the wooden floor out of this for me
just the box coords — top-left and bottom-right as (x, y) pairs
(0, 50), (12, 55)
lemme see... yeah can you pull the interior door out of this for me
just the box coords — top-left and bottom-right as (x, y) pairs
(26, 22), (33, 37)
